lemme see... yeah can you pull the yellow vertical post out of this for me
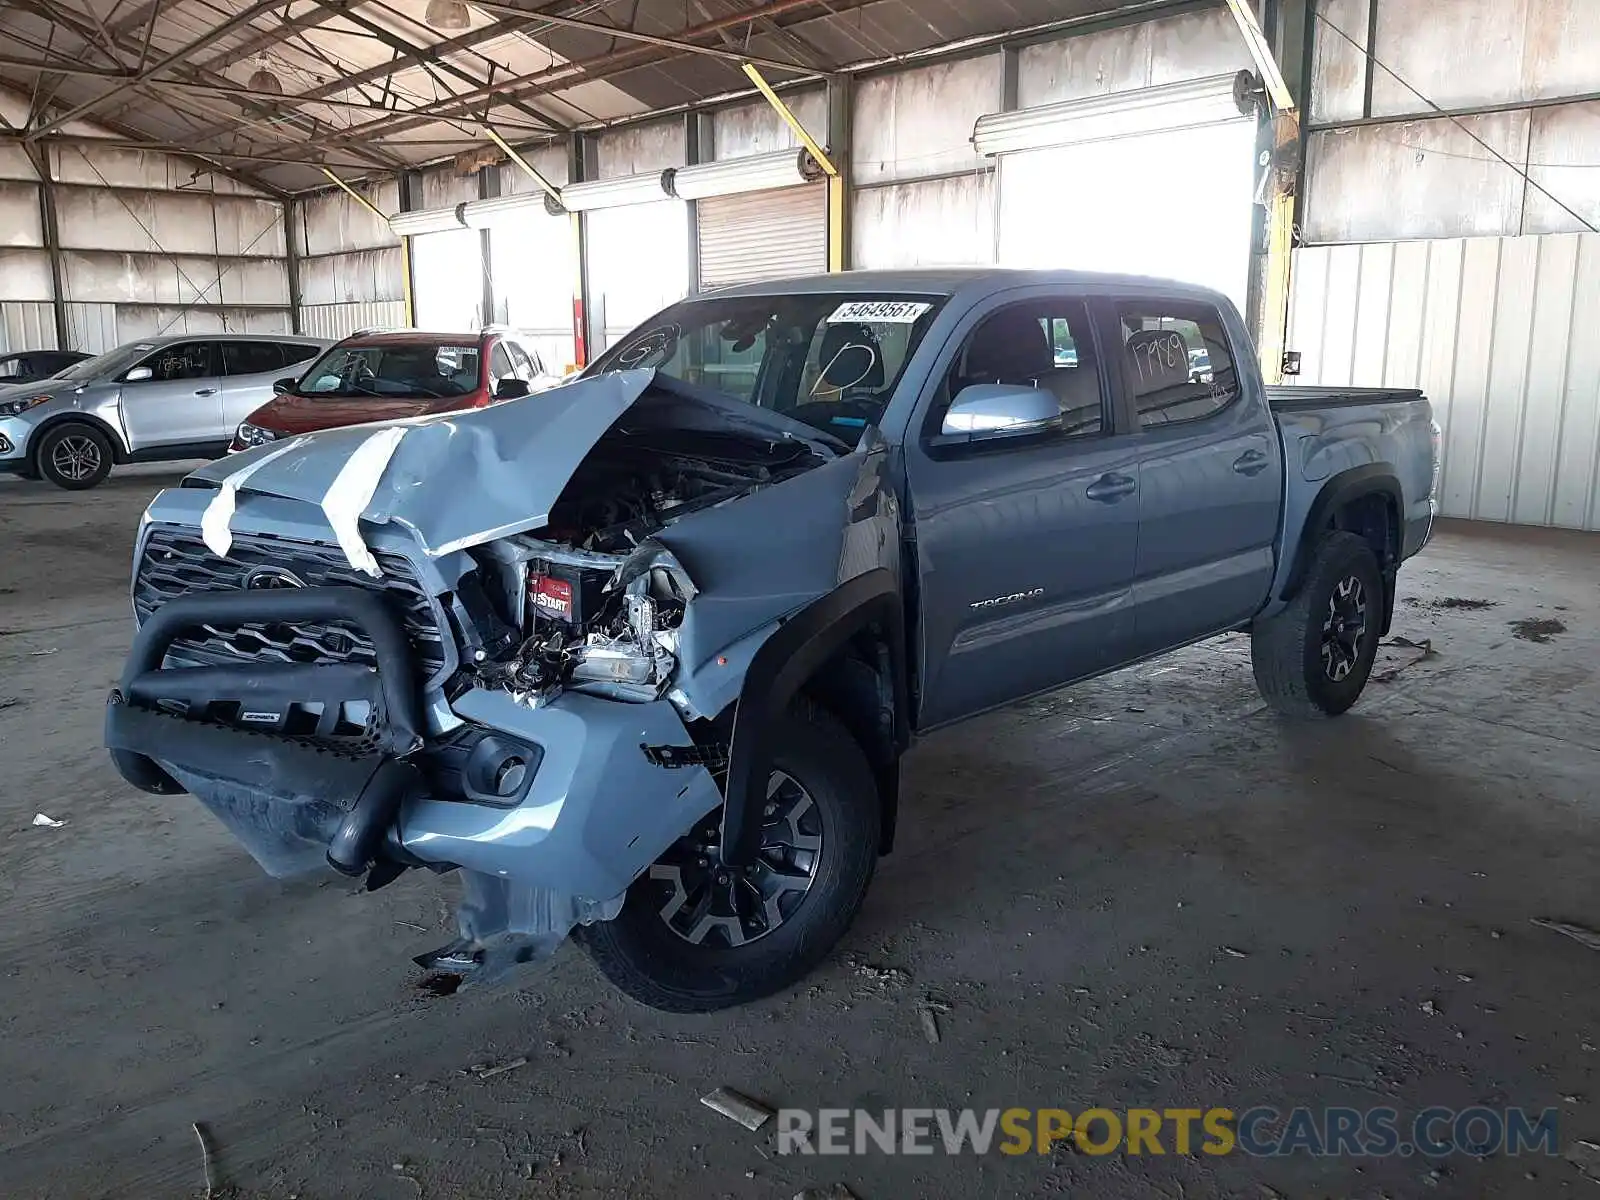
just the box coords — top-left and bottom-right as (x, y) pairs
(319, 166), (414, 326)
(1259, 112), (1300, 384)
(741, 63), (844, 273)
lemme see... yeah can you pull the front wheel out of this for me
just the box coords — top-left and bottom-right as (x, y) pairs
(35, 422), (113, 490)
(1251, 530), (1384, 718)
(579, 702), (880, 1012)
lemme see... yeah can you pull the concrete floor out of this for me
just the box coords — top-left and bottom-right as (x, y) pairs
(1, 467), (1597, 1199)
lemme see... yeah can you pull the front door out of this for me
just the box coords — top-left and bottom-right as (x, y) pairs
(904, 293), (1142, 729)
(119, 341), (224, 450)
(1106, 298), (1284, 657)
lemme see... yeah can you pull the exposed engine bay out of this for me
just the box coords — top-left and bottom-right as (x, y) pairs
(470, 425), (823, 707)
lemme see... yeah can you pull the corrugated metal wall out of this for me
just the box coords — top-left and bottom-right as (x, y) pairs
(850, 54), (999, 270)
(1297, 0), (1600, 529)
(1287, 237), (1600, 531)
(0, 95), (53, 354)
(291, 178), (404, 340)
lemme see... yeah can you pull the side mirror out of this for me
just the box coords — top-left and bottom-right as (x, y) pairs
(940, 384), (1061, 441)
(272, 377), (297, 396)
(124, 366), (153, 383)
(494, 377), (531, 400)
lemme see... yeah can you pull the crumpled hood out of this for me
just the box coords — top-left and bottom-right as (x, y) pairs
(188, 369), (657, 560)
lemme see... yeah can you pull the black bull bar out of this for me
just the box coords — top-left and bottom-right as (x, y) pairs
(104, 585), (427, 878)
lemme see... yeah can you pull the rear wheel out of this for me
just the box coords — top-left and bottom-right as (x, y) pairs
(1251, 530), (1384, 718)
(580, 703), (880, 1012)
(36, 422), (113, 490)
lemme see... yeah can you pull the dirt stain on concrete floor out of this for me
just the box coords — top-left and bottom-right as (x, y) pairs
(1, 482), (1597, 1200)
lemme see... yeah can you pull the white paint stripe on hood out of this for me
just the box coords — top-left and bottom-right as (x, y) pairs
(320, 426), (408, 577)
(200, 439), (306, 559)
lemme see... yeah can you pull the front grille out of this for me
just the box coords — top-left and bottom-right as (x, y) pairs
(134, 527), (448, 683)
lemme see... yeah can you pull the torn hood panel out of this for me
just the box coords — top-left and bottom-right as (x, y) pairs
(185, 369), (656, 557)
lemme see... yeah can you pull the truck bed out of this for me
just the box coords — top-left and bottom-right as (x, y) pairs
(1266, 385), (1425, 413)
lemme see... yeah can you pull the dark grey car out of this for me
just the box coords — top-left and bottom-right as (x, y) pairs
(106, 270), (1438, 1011)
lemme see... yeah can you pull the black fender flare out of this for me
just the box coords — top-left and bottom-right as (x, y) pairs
(1282, 463), (1403, 635)
(1282, 463), (1401, 597)
(29, 411), (129, 465)
(719, 567), (908, 867)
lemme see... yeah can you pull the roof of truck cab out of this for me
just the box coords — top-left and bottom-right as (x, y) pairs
(701, 268), (1231, 305)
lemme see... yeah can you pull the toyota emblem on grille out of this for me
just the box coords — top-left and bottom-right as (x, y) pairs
(243, 566), (306, 590)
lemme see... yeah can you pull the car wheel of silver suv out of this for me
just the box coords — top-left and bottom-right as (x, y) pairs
(36, 422), (113, 490)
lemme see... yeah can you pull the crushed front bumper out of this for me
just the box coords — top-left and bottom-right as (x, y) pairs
(105, 583), (722, 978)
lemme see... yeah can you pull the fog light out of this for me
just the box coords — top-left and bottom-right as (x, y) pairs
(461, 734), (542, 806)
(0, 433), (12, 454)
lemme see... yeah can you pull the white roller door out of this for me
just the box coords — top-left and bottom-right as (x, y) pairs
(489, 210), (577, 373)
(981, 74), (1259, 308)
(697, 183), (826, 291)
(586, 200), (689, 350)
(410, 227), (483, 331)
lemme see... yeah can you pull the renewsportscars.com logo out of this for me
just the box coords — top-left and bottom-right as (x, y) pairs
(775, 1106), (1561, 1158)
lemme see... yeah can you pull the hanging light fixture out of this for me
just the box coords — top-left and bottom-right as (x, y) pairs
(246, 57), (283, 94)
(424, 0), (471, 31)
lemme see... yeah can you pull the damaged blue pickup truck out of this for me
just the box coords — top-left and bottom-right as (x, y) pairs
(106, 270), (1439, 1011)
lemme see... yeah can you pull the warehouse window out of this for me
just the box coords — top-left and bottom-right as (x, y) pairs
(1117, 305), (1238, 427)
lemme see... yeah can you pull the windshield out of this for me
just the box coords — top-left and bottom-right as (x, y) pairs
(295, 342), (482, 400)
(54, 343), (153, 384)
(588, 293), (947, 436)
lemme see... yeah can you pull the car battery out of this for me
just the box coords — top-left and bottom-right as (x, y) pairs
(527, 561), (608, 629)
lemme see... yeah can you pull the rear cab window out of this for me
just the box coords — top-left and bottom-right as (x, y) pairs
(1115, 302), (1239, 427)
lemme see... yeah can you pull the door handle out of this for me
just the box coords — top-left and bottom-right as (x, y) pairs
(194, 387), (218, 396)
(1085, 472), (1137, 503)
(1233, 449), (1270, 475)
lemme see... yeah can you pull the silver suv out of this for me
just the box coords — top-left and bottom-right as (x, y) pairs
(0, 334), (326, 490)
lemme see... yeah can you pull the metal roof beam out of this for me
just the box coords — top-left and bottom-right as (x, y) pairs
(30, 0), (296, 136)
(240, 0), (844, 155)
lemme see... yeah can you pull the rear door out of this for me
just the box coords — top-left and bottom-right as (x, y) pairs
(1107, 296), (1283, 656)
(904, 290), (1142, 729)
(219, 340), (288, 430)
(119, 341), (224, 450)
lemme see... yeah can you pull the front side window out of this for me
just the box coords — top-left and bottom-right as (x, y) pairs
(590, 294), (946, 437)
(937, 298), (1104, 440)
(1117, 305), (1238, 428)
(504, 340), (534, 381)
(296, 341), (483, 400)
(221, 341), (285, 377)
(135, 342), (214, 382)
(489, 342), (515, 390)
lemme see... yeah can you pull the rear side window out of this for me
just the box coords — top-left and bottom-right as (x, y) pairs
(1116, 304), (1238, 427)
(0, 356), (21, 379)
(221, 341), (285, 377)
(280, 342), (319, 367)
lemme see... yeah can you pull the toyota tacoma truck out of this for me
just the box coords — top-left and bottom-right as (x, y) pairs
(106, 269), (1439, 1012)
